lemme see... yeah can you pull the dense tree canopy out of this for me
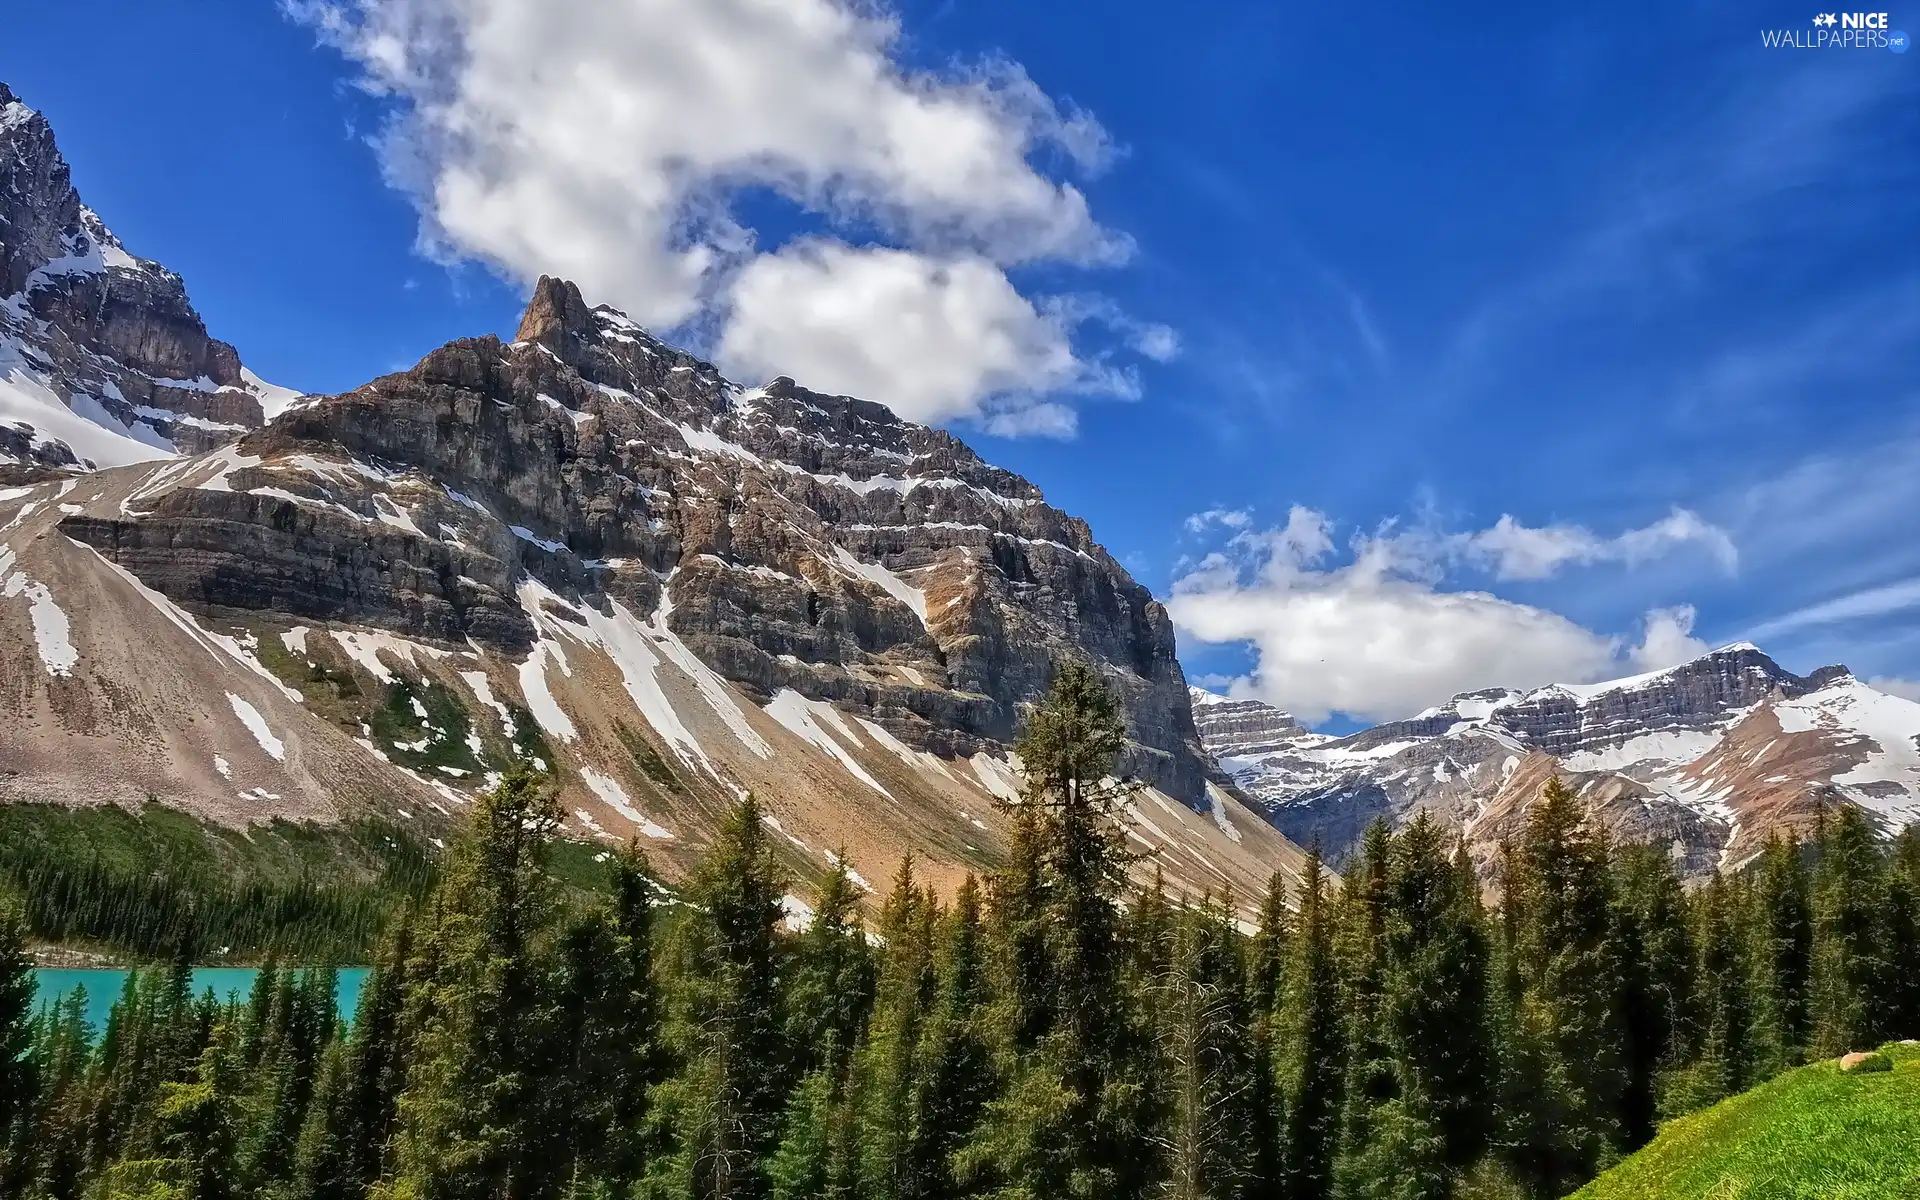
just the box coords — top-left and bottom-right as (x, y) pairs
(3, 666), (1917, 1200)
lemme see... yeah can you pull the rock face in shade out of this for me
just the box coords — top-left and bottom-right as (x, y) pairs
(0, 82), (293, 473)
(1191, 646), (1920, 879)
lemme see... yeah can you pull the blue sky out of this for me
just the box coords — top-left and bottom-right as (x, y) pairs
(5, 0), (1917, 725)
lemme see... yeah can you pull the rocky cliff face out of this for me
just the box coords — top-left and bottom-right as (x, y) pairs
(3, 270), (1303, 906)
(65, 276), (1213, 798)
(0, 82), (293, 475)
(1187, 686), (1326, 758)
(1194, 646), (1920, 876)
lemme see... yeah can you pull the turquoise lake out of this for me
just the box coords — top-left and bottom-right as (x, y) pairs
(33, 967), (370, 1034)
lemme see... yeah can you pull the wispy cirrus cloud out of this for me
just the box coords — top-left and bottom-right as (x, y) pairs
(1742, 576), (1920, 644)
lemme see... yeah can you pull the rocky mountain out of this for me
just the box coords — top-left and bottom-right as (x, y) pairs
(0, 83), (296, 481)
(0, 110), (1306, 907)
(1193, 645), (1920, 877)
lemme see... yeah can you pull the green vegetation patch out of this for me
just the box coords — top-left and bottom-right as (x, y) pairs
(613, 720), (682, 792)
(508, 702), (557, 774)
(1572, 1042), (1920, 1200)
(0, 802), (437, 963)
(368, 677), (486, 778)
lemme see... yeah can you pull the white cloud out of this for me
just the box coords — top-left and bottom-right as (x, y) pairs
(1743, 575), (1920, 643)
(1132, 323), (1182, 363)
(1869, 677), (1920, 703)
(1627, 605), (1710, 673)
(291, 0), (1160, 433)
(720, 242), (1091, 429)
(1183, 508), (1251, 535)
(1455, 509), (1737, 581)
(1169, 506), (1720, 724)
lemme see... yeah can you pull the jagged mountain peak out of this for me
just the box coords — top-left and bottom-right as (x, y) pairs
(4, 260), (1303, 905)
(0, 80), (296, 476)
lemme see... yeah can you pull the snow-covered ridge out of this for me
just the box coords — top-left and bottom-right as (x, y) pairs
(1, 83), (299, 472)
(1192, 641), (1920, 875)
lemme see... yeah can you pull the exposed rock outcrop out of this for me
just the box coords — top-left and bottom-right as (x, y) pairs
(1, 82), (292, 469)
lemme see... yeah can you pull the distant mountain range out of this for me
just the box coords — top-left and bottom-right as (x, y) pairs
(0, 80), (1302, 906)
(1192, 644), (1920, 876)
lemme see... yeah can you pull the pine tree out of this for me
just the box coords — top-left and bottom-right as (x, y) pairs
(767, 1063), (860, 1200)
(22, 987), (92, 1200)
(150, 1024), (242, 1200)
(1392, 817), (1495, 1185)
(1281, 850), (1345, 1200)
(1690, 874), (1753, 1104)
(380, 766), (564, 1200)
(1501, 777), (1626, 1197)
(914, 875), (994, 1200)
(0, 904), (41, 1195)
(854, 856), (936, 1200)
(1809, 805), (1889, 1056)
(295, 919), (414, 1200)
(597, 843), (666, 1187)
(785, 859), (878, 1083)
(641, 795), (790, 1200)
(1609, 842), (1692, 1142)
(1332, 822), (1394, 1194)
(963, 661), (1152, 1200)
(1244, 871), (1291, 1196)
(1887, 827), (1920, 1039)
(1153, 897), (1256, 1200)
(1749, 836), (1813, 1073)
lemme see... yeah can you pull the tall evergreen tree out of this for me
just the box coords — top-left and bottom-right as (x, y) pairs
(1809, 805), (1889, 1056)
(854, 856), (937, 1200)
(296, 919), (415, 1200)
(1501, 777), (1626, 1197)
(963, 661), (1152, 1200)
(785, 859), (878, 1083)
(1153, 897), (1256, 1200)
(1244, 872), (1291, 1196)
(379, 766), (563, 1200)
(1281, 850), (1346, 1200)
(0, 905), (40, 1196)
(1333, 822), (1394, 1192)
(914, 875), (995, 1200)
(1749, 836), (1813, 1072)
(1609, 843), (1692, 1142)
(1887, 827), (1920, 1038)
(642, 796), (790, 1200)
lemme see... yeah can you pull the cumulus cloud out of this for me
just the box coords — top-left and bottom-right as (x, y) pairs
(1169, 506), (1725, 724)
(1183, 508), (1252, 535)
(1627, 605), (1711, 673)
(721, 242), (1112, 432)
(290, 0), (1160, 432)
(1459, 509), (1737, 580)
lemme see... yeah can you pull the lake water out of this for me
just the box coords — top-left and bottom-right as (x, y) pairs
(33, 967), (370, 1035)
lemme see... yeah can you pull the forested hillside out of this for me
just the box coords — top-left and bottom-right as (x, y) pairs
(3, 665), (1917, 1200)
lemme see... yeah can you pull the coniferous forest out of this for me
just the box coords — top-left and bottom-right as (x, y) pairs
(2, 663), (1918, 1200)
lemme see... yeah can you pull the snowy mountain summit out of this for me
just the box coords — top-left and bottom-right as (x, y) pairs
(0, 82), (296, 479)
(1192, 644), (1920, 877)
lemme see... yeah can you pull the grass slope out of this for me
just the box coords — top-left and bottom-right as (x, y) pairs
(1572, 1041), (1920, 1200)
